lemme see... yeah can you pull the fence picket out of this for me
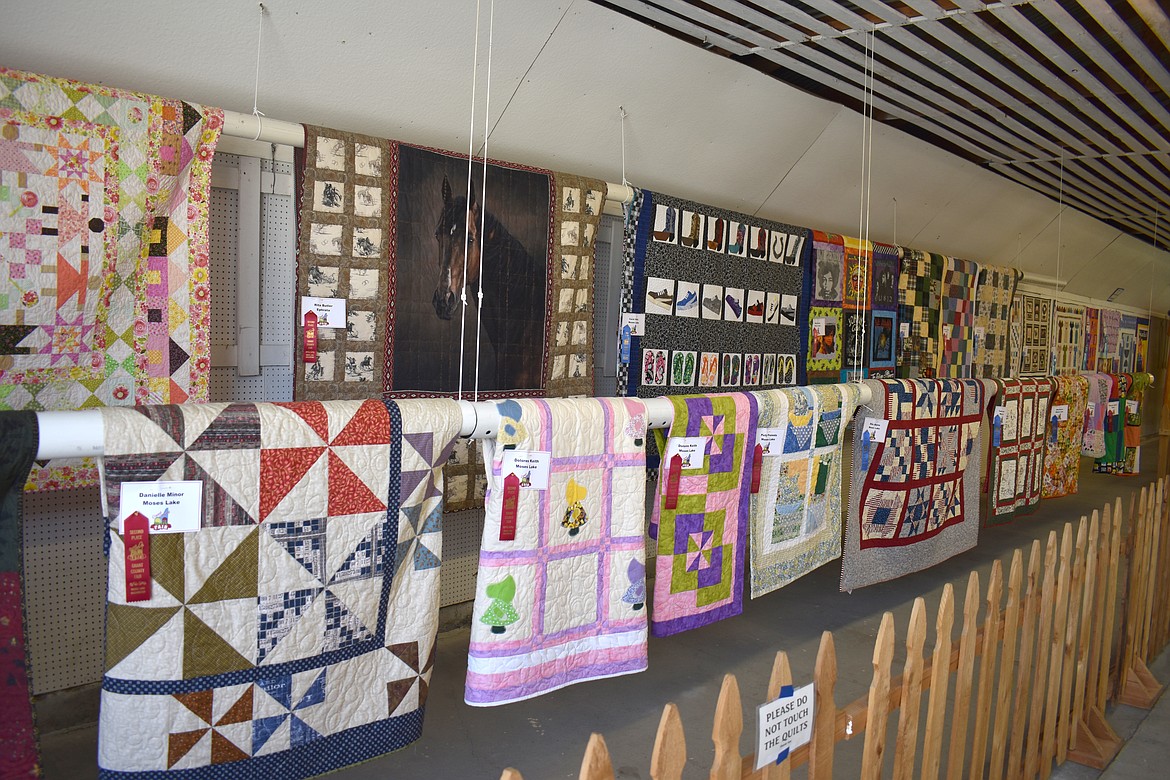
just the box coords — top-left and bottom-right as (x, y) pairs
(710, 674), (743, 780)
(893, 598), (927, 780)
(1041, 524), (1073, 778)
(1099, 498), (1122, 710)
(945, 572), (980, 779)
(1024, 531), (1058, 779)
(920, 584), (954, 780)
(1009, 539), (1044, 778)
(808, 631), (837, 780)
(860, 612), (896, 780)
(1058, 517), (1088, 763)
(650, 704), (686, 780)
(762, 652), (793, 780)
(1071, 512), (1099, 753)
(970, 559), (1003, 778)
(578, 733), (615, 780)
(990, 550), (1023, 780)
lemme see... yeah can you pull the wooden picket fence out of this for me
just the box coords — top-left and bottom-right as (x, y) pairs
(502, 477), (1170, 779)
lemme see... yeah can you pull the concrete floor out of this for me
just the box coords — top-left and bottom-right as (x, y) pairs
(37, 446), (1169, 779)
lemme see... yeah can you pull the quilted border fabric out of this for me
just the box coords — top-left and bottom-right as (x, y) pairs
(749, 384), (858, 599)
(650, 392), (757, 636)
(896, 248), (941, 379)
(985, 378), (1051, 523)
(465, 398), (648, 705)
(972, 263), (1019, 378)
(0, 68), (221, 491)
(843, 379), (984, 591)
(936, 256), (979, 378)
(96, 399), (461, 778)
(627, 191), (807, 397)
(1042, 375), (1089, 498)
(0, 410), (40, 777)
(1053, 303), (1086, 375)
(546, 175), (604, 396)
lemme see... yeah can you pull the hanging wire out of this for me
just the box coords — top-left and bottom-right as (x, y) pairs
(619, 106), (630, 187)
(473, 0), (496, 403)
(458, 0), (484, 401)
(251, 3), (267, 140)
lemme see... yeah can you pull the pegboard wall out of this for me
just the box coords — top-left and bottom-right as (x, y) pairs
(23, 487), (106, 694)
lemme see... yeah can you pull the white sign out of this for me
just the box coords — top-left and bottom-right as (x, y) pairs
(620, 312), (645, 337)
(755, 682), (814, 770)
(1127, 399), (1139, 415)
(1051, 404), (1069, 422)
(300, 296), (347, 329)
(119, 481), (203, 534)
(1108, 400), (1121, 415)
(862, 418), (889, 442)
(899, 321), (910, 337)
(664, 436), (710, 470)
(756, 427), (785, 456)
(993, 405), (1007, 421)
(1086, 401), (1096, 415)
(500, 450), (551, 490)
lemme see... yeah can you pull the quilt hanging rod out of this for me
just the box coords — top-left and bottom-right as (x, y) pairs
(220, 110), (636, 208)
(32, 385), (878, 460)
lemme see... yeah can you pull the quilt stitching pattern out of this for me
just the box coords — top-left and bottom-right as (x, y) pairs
(97, 398), (461, 778)
(936, 256), (979, 378)
(985, 378), (1050, 522)
(971, 263), (1018, 378)
(1053, 303), (1086, 375)
(1042, 375), (1089, 498)
(465, 398), (648, 705)
(650, 393), (757, 635)
(896, 248), (941, 379)
(1017, 293), (1053, 377)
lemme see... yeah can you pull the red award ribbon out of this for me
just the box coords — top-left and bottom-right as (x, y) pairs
(123, 511), (152, 603)
(303, 310), (318, 363)
(751, 443), (763, 494)
(499, 473), (519, 541)
(665, 453), (682, 510)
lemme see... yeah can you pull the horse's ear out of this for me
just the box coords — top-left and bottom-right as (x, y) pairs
(468, 178), (478, 209)
(442, 175), (452, 206)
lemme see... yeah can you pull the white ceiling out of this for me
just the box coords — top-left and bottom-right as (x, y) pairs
(2, 0), (1167, 315)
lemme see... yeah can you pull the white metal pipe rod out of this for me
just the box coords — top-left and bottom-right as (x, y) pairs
(33, 384), (882, 459)
(219, 110), (635, 207)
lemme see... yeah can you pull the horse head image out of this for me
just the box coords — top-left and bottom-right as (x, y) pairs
(432, 174), (481, 320)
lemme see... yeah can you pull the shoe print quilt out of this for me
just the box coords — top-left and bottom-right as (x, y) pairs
(626, 191), (807, 397)
(96, 398), (462, 778)
(465, 397), (649, 705)
(749, 384), (859, 599)
(650, 392), (758, 636)
(985, 378), (1052, 523)
(844, 379), (985, 591)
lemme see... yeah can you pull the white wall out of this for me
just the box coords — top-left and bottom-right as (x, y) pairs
(2, 0), (1167, 314)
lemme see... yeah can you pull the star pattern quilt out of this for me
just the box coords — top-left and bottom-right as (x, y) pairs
(650, 393), (757, 636)
(1042, 375), (1089, 498)
(985, 378), (1051, 523)
(0, 68), (221, 491)
(896, 247), (941, 379)
(749, 384), (858, 599)
(627, 191), (807, 397)
(936, 256), (978, 378)
(97, 399), (462, 778)
(465, 397), (649, 705)
(843, 379), (985, 591)
(971, 263), (1018, 378)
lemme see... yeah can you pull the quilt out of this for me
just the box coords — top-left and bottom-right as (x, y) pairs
(1118, 315), (1137, 374)
(97, 398), (462, 778)
(972, 263), (1019, 378)
(442, 439), (487, 513)
(1136, 318), (1150, 374)
(1094, 374), (1125, 474)
(1081, 372), (1110, 458)
(1053, 303), (1086, 375)
(628, 192), (806, 397)
(1041, 375), (1089, 498)
(0, 411), (40, 777)
(547, 175), (605, 397)
(749, 384), (858, 599)
(869, 242), (900, 379)
(614, 188), (643, 397)
(1096, 309), (1121, 373)
(1082, 307), (1099, 371)
(985, 378), (1051, 522)
(1017, 293), (1053, 377)
(843, 378), (985, 591)
(465, 397), (648, 705)
(896, 247), (941, 379)
(0, 68), (221, 491)
(936, 256), (979, 378)
(650, 393), (757, 636)
(807, 231), (844, 384)
(1123, 371), (1152, 474)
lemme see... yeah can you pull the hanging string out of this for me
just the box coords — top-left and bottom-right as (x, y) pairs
(861, 25), (875, 382)
(619, 106), (630, 187)
(457, 0), (484, 401)
(853, 25), (876, 381)
(1056, 148), (1065, 293)
(892, 197), (898, 247)
(473, 0), (496, 403)
(251, 3), (267, 141)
